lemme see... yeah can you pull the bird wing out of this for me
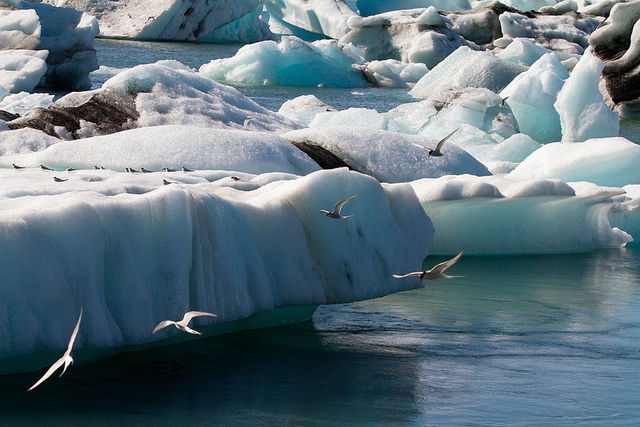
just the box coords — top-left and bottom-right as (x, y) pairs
(182, 311), (217, 325)
(66, 308), (83, 354)
(428, 251), (463, 275)
(28, 357), (65, 391)
(392, 272), (423, 279)
(333, 194), (358, 215)
(152, 320), (176, 334)
(434, 128), (459, 152)
(411, 142), (428, 150)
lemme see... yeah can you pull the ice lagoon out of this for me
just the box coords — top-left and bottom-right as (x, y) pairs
(1, 2), (640, 423)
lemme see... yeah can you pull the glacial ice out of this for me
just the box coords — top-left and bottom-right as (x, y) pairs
(263, 0), (357, 40)
(0, 167), (431, 364)
(0, 8), (40, 49)
(554, 48), (619, 142)
(358, 59), (429, 88)
(0, 49), (47, 92)
(199, 36), (369, 88)
(43, 0), (275, 43)
(410, 174), (631, 255)
(0, 91), (54, 115)
(500, 52), (568, 143)
(409, 46), (526, 99)
(508, 137), (640, 187)
(282, 126), (491, 182)
(356, 0), (471, 16)
(278, 95), (336, 125)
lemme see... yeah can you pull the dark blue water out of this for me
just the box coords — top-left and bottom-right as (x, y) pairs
(2, 249), (639, 425)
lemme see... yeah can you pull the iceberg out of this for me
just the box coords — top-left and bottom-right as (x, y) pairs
(0, 49), (47, 92)
(282, 126), (491, 182)
(356, 0), (471, 16)
(358, 59), (429, 88)
(278, 95), (336, 125)
(43, 0), (275, 43)
(410, 174), (631, 255)
(508, 137), (640, 187)
(199, 37), (369, 88)
(0, 166), (432, 373)
(8, 61), (303, 138)
(263, 0), (358, 40)
(0, 0), (99, 91)
(553, 49), (619, 142)
(588, 1), (640, 117)
(409, 46), (526, 99)
(0, 90), (54, 115)
(500, 52), (568, 143)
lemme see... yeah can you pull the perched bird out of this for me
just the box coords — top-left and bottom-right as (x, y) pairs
(319, 195), (358, 219)
(162, 167), (176, 172)
(152, 311), (217, 336)
(53, 177), (68, 182)
(393, 251), (464, 286)
(94, 165), (104, 170)
(243, 116), (254, 129)
(29, 308), (83, 391)
(66, 167), (76, 172)
(125, 167), (138, 173)
(162, 179), (175, 185)
(141, 167), (153, 173)
(181, 166), (193, 172)
(12, 163), (24, 170)
(412, 128), (459, 157)
(40, 165), (53, 171)
(230, 176), (241, 181)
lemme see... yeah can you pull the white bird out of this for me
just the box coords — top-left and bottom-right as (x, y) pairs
(393, 251), (464, 286)
(152, 311), (217, 336)
(319, 194), (358, 219)
(29, 308), (83, 391)
(412, 128), (459, 157)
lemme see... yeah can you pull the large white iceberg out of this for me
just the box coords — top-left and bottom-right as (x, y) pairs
(263, 0), (357, 39)
(199, 36), (369, 88)
(0, 166), (432, 373)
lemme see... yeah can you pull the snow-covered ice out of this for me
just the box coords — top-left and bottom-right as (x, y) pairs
(263, 0), (357, 39)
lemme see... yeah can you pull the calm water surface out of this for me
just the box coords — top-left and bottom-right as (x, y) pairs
(1, 249), (639, 425)
(6, 40), (635, 425)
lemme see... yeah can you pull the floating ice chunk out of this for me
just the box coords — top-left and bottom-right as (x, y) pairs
(498, 11), (600, 55)
(358, 59), (429, 88)
(539, 0), (579, 14)
(508, 137), (640, 187)
(342, 8), (472, 68)
(0, 90), (53, 116)
(278, 95), (336, 125)
(578, 0), (625, 17)
(609, 184), (640, 246)
(409, 46), (526, 99)
(282, 126), (490, 183)
(553, 49), (619, 142)
(32, 125), (320, 175)
(0, 167), (431, 369)
(263, 0), (357, 39)
(496, 38), (558, 67)
(500, 53), (568, 143)
(410, 174), (631, 254)
(199, 36), (368, 88)
(0, 8), (40, 49)
(0, 49), (47, 92)
(44, 0), (275, 43)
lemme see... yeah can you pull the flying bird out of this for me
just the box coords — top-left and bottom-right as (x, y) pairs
(243, 116), (254, 129)
(29, 308), (83, 391)
(500, 96), (509, 107)
(319, 195), (358, 219)
(412, 128), (459, 157)
(152, 311), (217, 336)
(393, 251), (464, 286)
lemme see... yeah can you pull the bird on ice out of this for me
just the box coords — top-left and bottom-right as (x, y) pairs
(29, 308), (83, 391)
(152, 311), (217, 336)
(412, 128), (459, 157)
(319, 195), (358, 219)
(393, 251), (464, 286)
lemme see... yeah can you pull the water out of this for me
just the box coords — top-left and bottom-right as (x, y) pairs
(1, 249), (639, 425)
(4, 40), (639, 424)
